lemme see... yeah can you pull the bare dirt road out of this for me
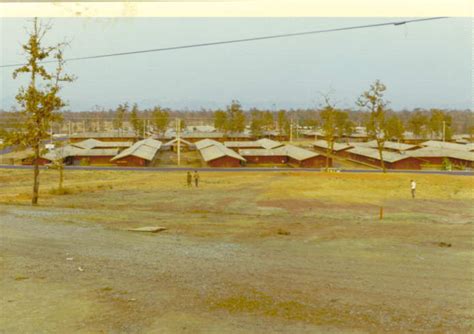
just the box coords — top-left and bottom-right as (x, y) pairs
(1, 170), (473, 333)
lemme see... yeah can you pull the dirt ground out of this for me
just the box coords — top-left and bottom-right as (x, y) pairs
(0, 169), (473, 333)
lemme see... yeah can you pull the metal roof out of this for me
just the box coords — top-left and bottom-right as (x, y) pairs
(75, 148), (119, 157)
(239, 148), (288, 157)
(199, 143), (246, 162)
(275, 145), (319, 161)
(72, 138), (132, 149)
(256, 138), (284, 149)
(162, 138), (195, 147)
(42, 145), (82, 161)
(407, 148), (474, 162)
(347, 147), (416, 163)
(195, 138), (222, 150)
(224, 141), (261, 148)
(365, 140), (419, 151)
(313, 140), (353, 151)
(224, 138), (283, 149)
(420, 140), (473, 152)
(111, 138), (162, 161)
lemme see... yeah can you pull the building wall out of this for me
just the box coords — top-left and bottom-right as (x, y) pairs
(313, 146), (351, 158)
(288, 156), (329, 168)
(348, 152), (423, 169)
(389, 158), (423, 170)
(73, 155), (115, 165)
(207, 156), (242, 167)
(21, 157), (51, 166)
(449, 157), (473, 168)
(227, 145), (261, 152)
(242, 155), (288, 165)
(113, 155), (148, 167)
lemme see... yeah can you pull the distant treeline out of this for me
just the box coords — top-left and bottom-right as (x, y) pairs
(1, 104), (472, 137)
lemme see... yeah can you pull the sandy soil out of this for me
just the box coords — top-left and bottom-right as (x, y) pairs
(0, 170), (473, 333)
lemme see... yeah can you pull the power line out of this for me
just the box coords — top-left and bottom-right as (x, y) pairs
(0, 17), (448, 69)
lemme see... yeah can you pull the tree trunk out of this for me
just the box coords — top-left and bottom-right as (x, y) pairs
(377, 141), (386, 173)
(59, 165), (64, 190)
(32, 144), (40, 205)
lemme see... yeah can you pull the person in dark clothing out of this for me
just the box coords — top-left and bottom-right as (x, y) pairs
(186, 171), (192, 187)
(193, 170), (200, 187)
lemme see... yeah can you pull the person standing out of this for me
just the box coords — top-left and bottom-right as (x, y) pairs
(186, 171), (192, 187)
(410, 179), (416, 199)
(194, 170), (200, 188)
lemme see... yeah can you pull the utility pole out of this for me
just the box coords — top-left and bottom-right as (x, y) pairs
(176, 118), (181, 166)
(290, 119), (293, 143)
(442, 121), (446, 142)
(296, 119), (299, 140)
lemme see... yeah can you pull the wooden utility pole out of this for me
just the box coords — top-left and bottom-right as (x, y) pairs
(176, 118), (181, 166)
(289, 121), (292, 142)
(442, 121), (446, 142)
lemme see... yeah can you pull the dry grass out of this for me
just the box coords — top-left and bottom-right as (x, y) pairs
(1, 169), (473, 332)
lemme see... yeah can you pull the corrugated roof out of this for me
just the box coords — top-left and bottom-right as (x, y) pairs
(224, 141), (261, 148)
(200, 143), (246, 162)
(224, 138), (283, 149)
(73, 138), (132, 149)
(195, 139), (222, 150)
(313, 140), (353, 151)
(42, 145), (82, 161)
(111, 138), (162, 161)
(365, 140), (419, 151)
(75, 148), (119, 157)
(257, 138), (284, 149)
(162, 138), (195, 147)
(239, 149), (287, 157)
(276, 145), (319, 161)
(420, 140), (472, 152)
(347, 147), (415, 163)
(407, 148), (474, 162)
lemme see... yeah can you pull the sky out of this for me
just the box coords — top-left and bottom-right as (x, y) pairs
(0, 17), (472, 111)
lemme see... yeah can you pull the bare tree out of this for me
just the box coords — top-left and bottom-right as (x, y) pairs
(319, 93), (337, 171)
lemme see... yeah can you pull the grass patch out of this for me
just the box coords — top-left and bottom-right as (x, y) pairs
(49, 187), (73, 195)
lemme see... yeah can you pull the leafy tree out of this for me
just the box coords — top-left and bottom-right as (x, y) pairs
(113, 103), (129, 134)
(385, 114), (405, 141)
(429, 109), (452, 140)
(152, 106), (169, 136)
(179, 118), (186, 131)
(334, 110), (354, 141)
(130, 103), (144, 136)
(249, 109), (274, 137)
(277, 110), (290, 135)
(357, 80), (389, 172)
(214, 109), (227, 132)
(4, 18), (74, 205)
(407, 111), (428, 138)
(226, 100), (246, 136)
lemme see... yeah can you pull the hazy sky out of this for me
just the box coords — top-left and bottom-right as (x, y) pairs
(0, 17), (471, 111)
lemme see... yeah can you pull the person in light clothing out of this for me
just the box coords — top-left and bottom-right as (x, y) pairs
(410, 180), (416, 199)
